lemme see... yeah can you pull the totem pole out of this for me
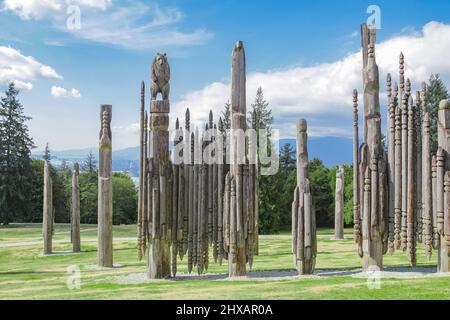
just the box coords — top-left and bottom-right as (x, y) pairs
(355, 24), (388, 271)
(437, 99), (450, 272)
(292, 119), (316, 274)
(406, 96), (416, 265)
(148, 53), (172, 279)
(71, 162), (81, 252)
(138, 81), (147, 261)
(43, 160), (53, 255)
(353, 90), (363, 257)
(98, 104), (113, 268)
(421, 84), (433, 260)
(223, 41), (258, 277)
(334, 166), (345, 239)
(386, 76), (396, 254)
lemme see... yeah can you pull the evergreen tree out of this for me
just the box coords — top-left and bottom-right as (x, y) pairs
(82, 151), (97, 175)
(425, 74), (449, 153)
(222, 101), (231, 130)
(308, 158), (334, 227)
(248, 87), (273, 136)
(279, 143), (296, 172)
(0, 83), (35, 225)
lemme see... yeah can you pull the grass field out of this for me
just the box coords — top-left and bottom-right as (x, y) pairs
(0, 223), (449, 300)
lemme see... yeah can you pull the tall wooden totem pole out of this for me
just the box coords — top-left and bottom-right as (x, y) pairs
(71, 162), (81, 252)
(354, 24), (388, 271)
(292, 119), (316, 274)
(335, 165), (345, 239)
(437, 99), (450, 272)
(222, 41), (258, 277)
(98, 104), (113, 267)
(147, 53), (172, 278)
(43, 160), (53, 255)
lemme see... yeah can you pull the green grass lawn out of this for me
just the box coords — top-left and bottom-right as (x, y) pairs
(0, 224), (449, 300)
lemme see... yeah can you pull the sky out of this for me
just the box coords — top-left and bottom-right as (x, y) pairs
(1, 0), (450, 151)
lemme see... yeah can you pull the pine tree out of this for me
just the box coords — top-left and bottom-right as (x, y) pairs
(82, 151), (97, 174)
(0, 83), (35, 225)
(248, 86), (273, 136)
(279, 143), (295, 172)
(425, 74), (449, 153)
(222, 101), (231, 130)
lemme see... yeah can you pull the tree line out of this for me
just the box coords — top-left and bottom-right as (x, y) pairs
(0, 83), (137, 225)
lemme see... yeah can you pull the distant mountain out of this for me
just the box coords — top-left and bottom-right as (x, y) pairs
(32, 136), (353, 177)
(278, 137), (353, 168)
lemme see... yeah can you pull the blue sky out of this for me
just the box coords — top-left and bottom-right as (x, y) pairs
(1, 0), (450, 150)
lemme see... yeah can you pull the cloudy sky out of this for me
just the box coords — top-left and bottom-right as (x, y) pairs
(1, 0), (450, 151)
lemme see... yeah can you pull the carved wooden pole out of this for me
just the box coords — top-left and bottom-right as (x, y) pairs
(406, 96), (416, 265)
(223, 40), (259, 277)
(437, 99), (450, 272)
(98, 104), (113, 268)
(334, 166), (345, 239)
(148, 54), (172, 279)
(432, 155), (439, 249)
(171, 121), (180, 276)
(292, 119), (316, 274)
(71, 162), (81, 252)
(43, 160), (53, 255)
(138, 81), (146, 260)
(421, 84), (433, 260)
(359, 24), (385, 271)
(416, 91), (423, 242)
(387, 75), (396, 254)
(394, 86), (402, 250)
(353, 90), (363, 257)
(401, 92), (408, 251)
(188, 130), (195, 273)
(217, 118), (225, 265)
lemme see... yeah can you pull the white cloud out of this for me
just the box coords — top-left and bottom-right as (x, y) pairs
(113, 123), (140, 150)
(170, 21), (450, 140)
(3, 0), (212, 49)
(69, 2), (212, 49)
(0, 46), (62, 89)
(2, 0), (111, 19)
(51, 86), (81, 98)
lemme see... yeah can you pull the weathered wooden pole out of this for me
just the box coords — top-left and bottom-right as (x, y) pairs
(98, 104), (113, 268)
(394, 86), (402, 250)
(359, 24), (386, 271)
(401, 92), (408, 251)
(406, 95), (416, 266)
(217, 118), (225, 265)
(421, 84), (433, 260)
(227, 40), (247, 277)
(188, 130), (195, 273)
(171, 120), (180, 276)
(148, 53), (172, 279)
(43, 160), (53, 255)
(387, 75), (396, 254)
(432, 155), (439, 249)
(222, 40), (259, 277)
(334, 166), (345, 239)
(292, 119), (317, 274)
(353, 90), (363, 257)
(138, 81), (146, 260)
(71, 162), (81, 252)
(416, 91), (423, 243)
(437, 99), (450, 272)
